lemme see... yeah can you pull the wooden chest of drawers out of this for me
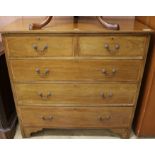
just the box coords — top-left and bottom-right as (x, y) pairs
(1, 17), (152, 138)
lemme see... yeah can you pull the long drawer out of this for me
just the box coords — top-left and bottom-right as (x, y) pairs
(19, 106), (133, 128)
(15, 83), (138, 106)
(10, 59), (142, 82)
(79, 36), (147, 57)
(5, 35), (74, 57)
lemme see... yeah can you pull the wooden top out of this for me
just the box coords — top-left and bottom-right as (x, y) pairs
(0, 16), (153, 34)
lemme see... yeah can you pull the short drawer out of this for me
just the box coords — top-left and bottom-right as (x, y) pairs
(79, 36), (147, 57)
(6, 35), (73, 57)
(15, 83), (138, 106)
(19, 107), (133, 128)
(10, 59), (142, 82)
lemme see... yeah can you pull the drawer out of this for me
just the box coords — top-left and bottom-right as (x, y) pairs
(19, 107), (133, 128)
(15, 83), (137, 106)
(6, 36), (73, 57)
(79, 36), (147, 57)
(10, 59), (142, 82)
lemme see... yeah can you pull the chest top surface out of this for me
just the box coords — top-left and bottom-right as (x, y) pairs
(0, 16), (153, 34)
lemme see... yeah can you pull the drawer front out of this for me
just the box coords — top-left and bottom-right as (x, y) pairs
(15, 83), (138, 106)
(19, 107), (133, 128)
(10, 59), (142, 82)
(6, 36), (73, 57)
(79, 36), (147, 57)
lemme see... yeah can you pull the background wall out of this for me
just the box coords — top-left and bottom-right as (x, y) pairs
(0, 16), (46, 27)
(0, 16), (20, 41)
(0, 16), (135, 27)
(0, 16), (20, 27)
(0, 16), (45, 41)
(0, 16), (135, 41)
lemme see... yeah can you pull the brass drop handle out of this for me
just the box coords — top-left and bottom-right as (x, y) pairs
(100, 92), (113, 98)
(41, 116), (53, 121)
(99, 115), (111, 121)
(32, 44), (48, 54)
(104, 43), (120, 53)
(101, 68), (117, 77)
(38, 92), (52, 100)
(35, 68), (50, 77)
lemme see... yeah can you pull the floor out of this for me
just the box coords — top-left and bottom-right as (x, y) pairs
(14, 124), (137, 139)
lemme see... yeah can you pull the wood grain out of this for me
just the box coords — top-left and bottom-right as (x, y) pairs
(79, 36), (147, 57)
(10, 59), (142, 82)
(19, 106), (133, 128)
(1, 17), (152, 138)
(6, 35), (74, 57)
(15, 83), (138, 106)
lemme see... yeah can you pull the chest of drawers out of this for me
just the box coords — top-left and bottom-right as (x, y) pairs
(1, 17), (152, 138)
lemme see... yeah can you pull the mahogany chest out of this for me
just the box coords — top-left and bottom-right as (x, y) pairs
(1, 17), (152, 138)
